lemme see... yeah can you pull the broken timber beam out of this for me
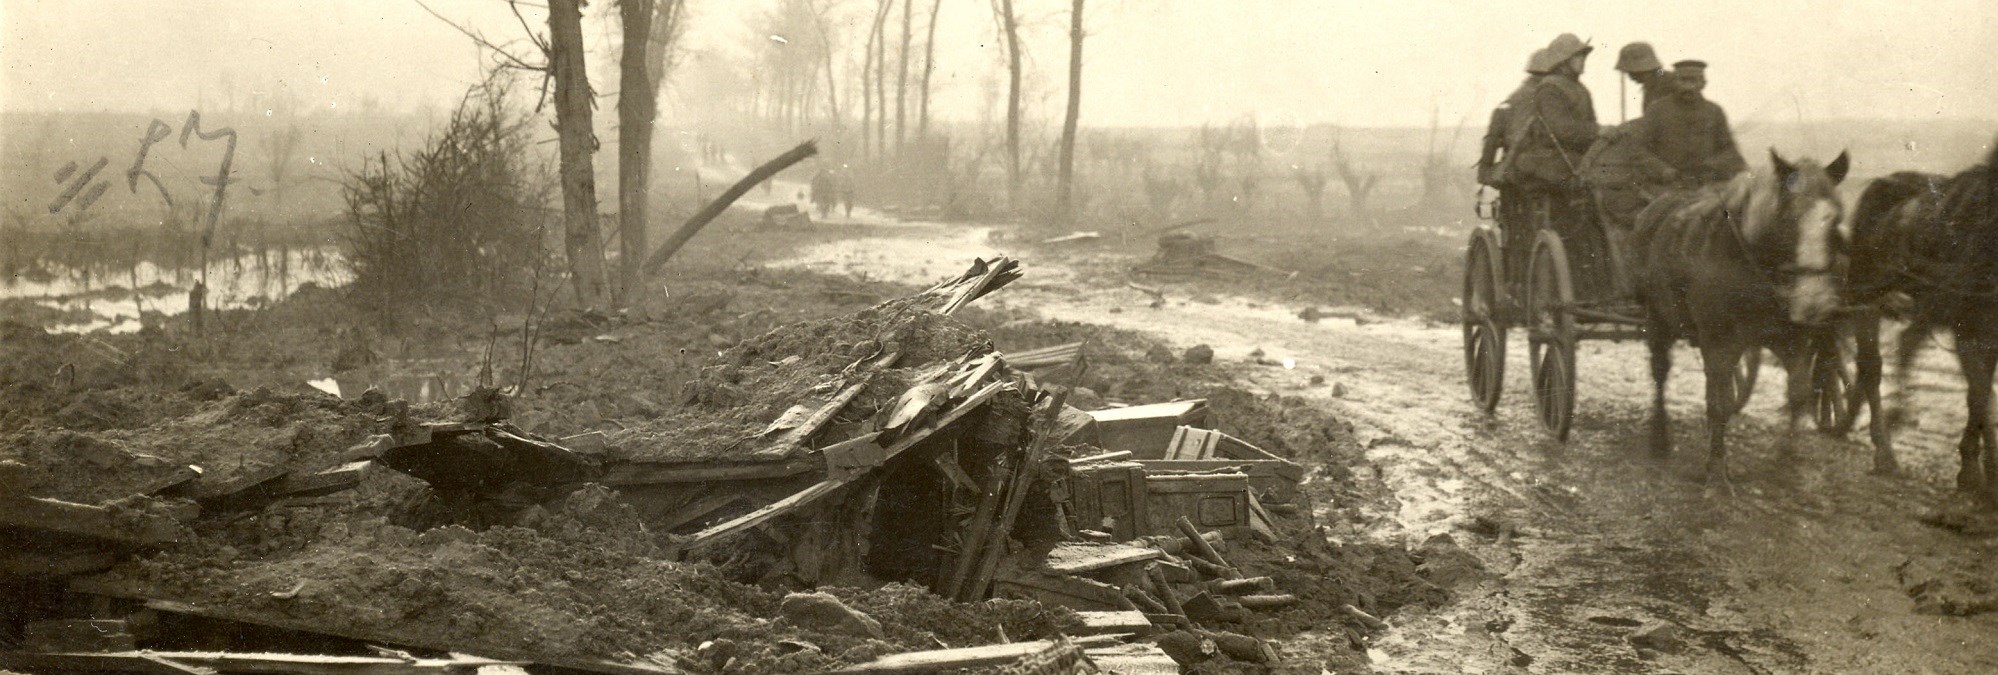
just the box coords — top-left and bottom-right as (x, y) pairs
(961, 387), (1071, 601)
(831, 638), (1115, 674)
(679, 381), (1009, 552)
(0, 496), (180, 545)
(601, 457), (818, 485)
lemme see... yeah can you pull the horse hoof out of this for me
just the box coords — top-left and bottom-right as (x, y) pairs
(1870, 458), (1900, 477)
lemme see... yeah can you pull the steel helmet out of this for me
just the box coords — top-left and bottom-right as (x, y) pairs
(1525, 48), (1554, 74)
(1544, 33), (1593, 65)
(1616, 42), (1663, 73)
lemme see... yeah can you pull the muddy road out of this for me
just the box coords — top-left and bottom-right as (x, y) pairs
(765, 210), (1998, 674)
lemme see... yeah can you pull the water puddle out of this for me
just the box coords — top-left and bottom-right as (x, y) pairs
(2, 247), (348, 333)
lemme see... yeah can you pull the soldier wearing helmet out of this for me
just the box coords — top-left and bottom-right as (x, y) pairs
(1505, 34), (1598, 191)
(1615, 42), (1675, 112)
(1477, 48), (1554, 187)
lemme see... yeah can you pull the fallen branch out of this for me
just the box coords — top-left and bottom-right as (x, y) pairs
(644, 140), (818, 275)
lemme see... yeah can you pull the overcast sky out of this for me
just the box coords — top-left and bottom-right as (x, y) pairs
(4, 0), (1994, 129)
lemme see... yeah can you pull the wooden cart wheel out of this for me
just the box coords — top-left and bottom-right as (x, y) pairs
(1811, 334), (1856, 433)
(1727, 349), (1762, 416)
(1463, 231), (1507, 414)
(1526, 230), (1577, 441)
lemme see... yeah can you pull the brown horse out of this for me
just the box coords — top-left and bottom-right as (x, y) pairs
(1841, 141), (1998, 500)
(1629, 149), (1851, 488)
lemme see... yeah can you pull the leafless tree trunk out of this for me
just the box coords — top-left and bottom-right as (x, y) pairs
(862, 1), (884, 157)
(895, 0), (913, 151)
(917, 0), (943, 142)
(1292, 164), (1328, 222)
(550, 0), (607, 307)
(263, 123), (302, 218)
(1330, 138), (1380, 226)
(811, 2), (842, 128)
(614, 0), (685, 308)
(874, 0), (893, 158)
(1054, 0), (1086, 221)
(995, 0), (1022, 208)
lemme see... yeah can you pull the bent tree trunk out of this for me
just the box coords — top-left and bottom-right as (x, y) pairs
(551, 0), (607, 307)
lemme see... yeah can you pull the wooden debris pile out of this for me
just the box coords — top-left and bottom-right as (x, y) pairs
(1, 257), (1316, 673)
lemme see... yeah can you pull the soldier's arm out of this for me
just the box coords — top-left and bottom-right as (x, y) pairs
(1625, 114), (1680, 183)
(1707, 106), (1749, 178)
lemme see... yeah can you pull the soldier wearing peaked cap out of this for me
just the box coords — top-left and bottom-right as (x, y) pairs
(1630, 60), (1748, 187)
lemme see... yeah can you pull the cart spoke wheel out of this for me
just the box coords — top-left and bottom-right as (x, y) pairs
(1526, 232), (1577, 441)
(1463, 234), (1506, 413)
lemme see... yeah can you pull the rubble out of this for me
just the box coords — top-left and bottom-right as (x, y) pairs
(1, 256), (1418, 672)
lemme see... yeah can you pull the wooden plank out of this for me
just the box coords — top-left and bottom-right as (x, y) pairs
(1084, 643), (1181, 675)
(682, 382), (1009, 551)
(751, 351), (899, 461)
(943, 464), (1011, 600)
(189, 465), (290, 501)
(992, 570), (1133, 611)
(0, 496), (180, 545)
(0, 548), (119, 578)
(271, 461), (372, 498)
(601, 457), (817, 485)
(1163, 426), (1220, 461)
(1145, 473), (1249, 494)
(79, 598), (674, 675)
(655, 492), (749, 532)
(0, 650), (525, 674)
(829, 640), (1069, 674)
(1008, 342), (1084, 370)
(1045, 542), (1163, 575)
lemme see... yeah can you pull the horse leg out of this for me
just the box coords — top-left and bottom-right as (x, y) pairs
(1888, 319), (1931, 432)
(1956, 330), (1998, 496)
(1648, 321), (1675, 457)
(1702, 339), (1746, 492)
(1775, 337), (1815, 455)
(1851, 311), (1897, 473)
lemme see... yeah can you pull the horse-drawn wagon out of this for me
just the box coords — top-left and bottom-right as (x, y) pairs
(1460, 167), (1855, 442)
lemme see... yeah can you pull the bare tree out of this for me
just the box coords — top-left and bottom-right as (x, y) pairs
(1141, 162), (1178, 221)
(862, 0), (889, 157)
(1054, 0), (1086, 222)
(1417, 106), (1470, 212)
(810, 1), (843, 128)
(1291, 163), (1329, 222)
(262, 123), (302, 218)
(549, 0), (607, 307)
(993, 0), (1023, 208)
(895, 0), (913, 150)
(916, 0), (943, 142)
(614, 0), (688, 308)
(417, 0), (608, 307)
(1330, 137), (1380, 226)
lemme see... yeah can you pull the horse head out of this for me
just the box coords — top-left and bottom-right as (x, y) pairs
(1738, 148), (1850, 324)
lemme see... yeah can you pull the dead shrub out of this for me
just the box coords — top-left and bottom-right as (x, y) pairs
(341, 77), (551, 310)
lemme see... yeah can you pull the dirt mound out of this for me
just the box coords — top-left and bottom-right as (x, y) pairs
(3, 387), (402, 505)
